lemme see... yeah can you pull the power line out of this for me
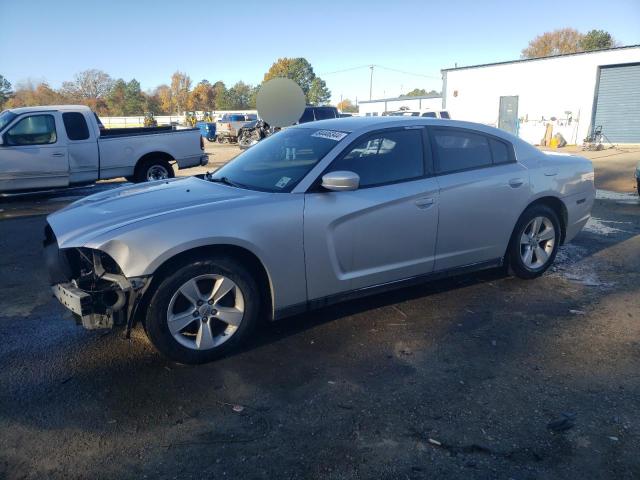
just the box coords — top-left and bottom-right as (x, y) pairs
(319, 65), (372, 76)
(374, 65), (441, 79)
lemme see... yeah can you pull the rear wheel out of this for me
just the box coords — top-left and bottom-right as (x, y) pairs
(637, 179), (640, 197)
(507, 204), (561, 279)
(134, 158), (174, 183)
(145, 256), (260, 364)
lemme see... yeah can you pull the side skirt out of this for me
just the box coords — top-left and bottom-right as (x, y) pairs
(274, 257), (504, 320)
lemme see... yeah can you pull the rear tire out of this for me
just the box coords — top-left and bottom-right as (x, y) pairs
(145, 256), (260, 364)
(507, 204), (561, 279)
(637, 179), (640, 197)
(134, 158), (174, 183)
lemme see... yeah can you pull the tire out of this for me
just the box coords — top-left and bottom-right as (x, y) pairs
(125, 176), (135, 183)
(507, 204), (561, 279)
(637, 179), (640, 197)
(144, 256), (260, 364)
(134, 158), (174, 183)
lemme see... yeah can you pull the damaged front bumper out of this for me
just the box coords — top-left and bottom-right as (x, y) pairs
(44, 223), (150, 333)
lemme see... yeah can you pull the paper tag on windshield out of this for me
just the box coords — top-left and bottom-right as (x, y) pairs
(275, 176), (291, 189)
(311, 130), (348, 141)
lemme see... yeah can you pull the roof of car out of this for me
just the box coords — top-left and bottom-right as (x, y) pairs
(8, 105), (92, 114)
(291, 115), (447, 133)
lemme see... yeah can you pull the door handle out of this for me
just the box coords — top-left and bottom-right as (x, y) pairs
(414, 197), (435, 208)
(51, 152), (65, 157)
(508, 178), (524, 188)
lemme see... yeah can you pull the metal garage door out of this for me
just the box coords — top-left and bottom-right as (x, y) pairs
(593, 63), (640, 143)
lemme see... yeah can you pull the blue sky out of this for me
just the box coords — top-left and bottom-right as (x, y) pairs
(1, 0), (639, 104)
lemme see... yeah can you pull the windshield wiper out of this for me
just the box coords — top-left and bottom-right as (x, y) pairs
(209, 176), (244, 188)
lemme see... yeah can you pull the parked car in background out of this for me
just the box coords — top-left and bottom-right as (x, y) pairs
(386, 109), (451, 119)
(636, 161), (640, 196)
(45, 116), (594, 364)
(196, 121), (216, 142)
(215, 113), (257, 143)
(0, 105), (207, 192)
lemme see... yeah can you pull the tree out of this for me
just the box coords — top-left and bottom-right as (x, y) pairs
(124, 79), (144, 114)
(5, 81), (62, 108)
(106, 79), (127, 115)
(170, 71), (191, 113)
(337, 99), (358, 113)
(213, 81), (233, 110)
(60, 69), (114, 101)
(402, 88), (439, 97)
(0, 75), (13, 109)
(189, 80), (215, 111)
(581, 29), (616, 51)
(263, 57), (331, 104)
(155, 85), (172, 114)
(227, 81), (254, 109)
(307, 77), (331, 105)
(521, 28), (584, 58)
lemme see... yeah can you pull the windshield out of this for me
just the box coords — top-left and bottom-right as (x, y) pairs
(211, 127), (346, 192)
(0, 111), (17, 131)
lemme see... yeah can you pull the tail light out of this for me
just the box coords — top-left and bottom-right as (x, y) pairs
(200, 136), (204, 150)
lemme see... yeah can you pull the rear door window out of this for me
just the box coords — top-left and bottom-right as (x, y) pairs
(439, 111), (450, 119)
(62, 112), (90, 140)
(421, 112), (437, 118)
(431, 128), (492, 174)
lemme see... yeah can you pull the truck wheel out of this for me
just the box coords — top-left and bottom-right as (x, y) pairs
(507, 204), (561, 279)
(134, 158), (175, 183)
(637, 179), (640, 197)
(144, 256), (260, 364)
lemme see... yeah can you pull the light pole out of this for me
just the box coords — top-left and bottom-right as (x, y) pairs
(369, 65), (374, 101)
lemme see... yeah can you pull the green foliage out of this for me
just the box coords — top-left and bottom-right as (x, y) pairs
(522, 28), (617, 58)
(263, 57), (331, 104)
(337, 99), (358, 113)
(0, 75), (13, 108)
(581, 30), (616, 51)
(402, 88), (439, 97)
(307, 78), (331, 105)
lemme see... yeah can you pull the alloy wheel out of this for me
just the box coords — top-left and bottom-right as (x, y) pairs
(167, 274), (245, 350)
(519, 216), (556, 269)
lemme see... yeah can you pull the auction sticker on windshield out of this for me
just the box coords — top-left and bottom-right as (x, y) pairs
(311, 130), (348, 141)
(275, 176), (292, 189)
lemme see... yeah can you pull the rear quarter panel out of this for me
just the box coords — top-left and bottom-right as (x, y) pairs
(97, 129), (202, 178)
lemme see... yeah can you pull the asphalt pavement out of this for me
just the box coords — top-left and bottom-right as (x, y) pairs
(1, 145), (639, 479)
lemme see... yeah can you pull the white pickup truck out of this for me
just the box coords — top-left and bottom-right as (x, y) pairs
(0, 105), (208, 192)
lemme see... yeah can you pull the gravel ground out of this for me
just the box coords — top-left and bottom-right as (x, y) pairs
(0, 146), (639, 479)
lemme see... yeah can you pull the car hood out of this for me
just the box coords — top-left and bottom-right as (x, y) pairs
(47, 177), (264, 248)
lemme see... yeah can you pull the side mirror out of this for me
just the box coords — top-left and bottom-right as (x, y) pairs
(321, 171), (360, 192)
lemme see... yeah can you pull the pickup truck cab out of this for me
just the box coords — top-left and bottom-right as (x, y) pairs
(0, 105), (208, 192)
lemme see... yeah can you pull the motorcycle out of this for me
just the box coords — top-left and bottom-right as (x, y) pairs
(237, 119), (277, 150)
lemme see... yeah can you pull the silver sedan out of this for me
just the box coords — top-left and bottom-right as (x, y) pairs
(45, 117), (595, 363)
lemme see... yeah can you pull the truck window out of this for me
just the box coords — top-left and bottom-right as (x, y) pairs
(421, 112), (437, 118)
(313, 108), (337, 120)
(298, 108), (315, 123)
(4, 114), (57, 146)
(62, 112), (90, 141)
(440, 111), (450, 119)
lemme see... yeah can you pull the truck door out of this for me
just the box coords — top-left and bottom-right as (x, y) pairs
(0, 112), (69, 191)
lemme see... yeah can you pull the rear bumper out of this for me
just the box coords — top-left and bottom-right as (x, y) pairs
(176, 154), (208, 169)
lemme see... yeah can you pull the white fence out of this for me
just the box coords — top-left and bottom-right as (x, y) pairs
(98, 110), (258, 128)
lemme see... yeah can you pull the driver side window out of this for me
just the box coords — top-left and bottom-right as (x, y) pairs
(5, 115), (57, 146)
(329, 129), (424, 187)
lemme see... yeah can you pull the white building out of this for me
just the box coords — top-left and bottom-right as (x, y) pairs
(442, 45), (640, 145)
(358, 94), (442, 116)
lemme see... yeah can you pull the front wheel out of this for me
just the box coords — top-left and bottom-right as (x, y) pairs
(507, 204), (561, 279)
(144, 256), (260, 364)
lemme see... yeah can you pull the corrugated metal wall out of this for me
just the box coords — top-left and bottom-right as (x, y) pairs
(593, 63), (640, 143)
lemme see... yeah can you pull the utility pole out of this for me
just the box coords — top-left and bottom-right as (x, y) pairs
(369, 65), (374, 101)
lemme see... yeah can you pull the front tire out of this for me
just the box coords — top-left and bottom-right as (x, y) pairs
(145, 256), (260, 364)
(507, 204), (561, 279)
